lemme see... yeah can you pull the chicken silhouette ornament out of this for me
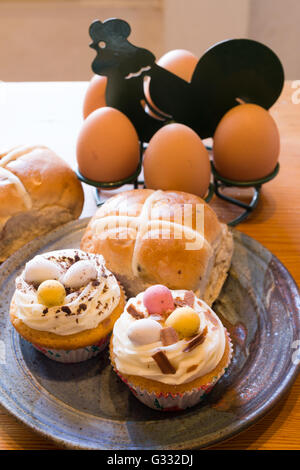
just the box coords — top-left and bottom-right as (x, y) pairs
(89, 18), (284, 142)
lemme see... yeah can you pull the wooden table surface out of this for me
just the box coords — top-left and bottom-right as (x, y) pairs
(0, 81), (299, 450)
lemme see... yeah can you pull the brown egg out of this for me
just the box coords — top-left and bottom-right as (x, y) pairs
(83, 75), (107, 119)
(143, 123), (211, 198)
(157, 49), (198, 82)
(213, 104), (280, 181)
(77, 107), (140, 183)
(144, 49), (198, 119)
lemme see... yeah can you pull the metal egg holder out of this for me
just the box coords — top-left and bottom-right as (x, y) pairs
(210, 161), (280, 226)
(77, 18), (284, 226)
(76, 143), (279, 226)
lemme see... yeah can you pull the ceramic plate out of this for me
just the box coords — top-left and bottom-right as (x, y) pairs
(0, 218), (299, 449)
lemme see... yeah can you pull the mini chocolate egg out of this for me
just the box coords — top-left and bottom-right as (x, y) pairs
(165, 306), (200, 337)
(127, 318), (162, 345)
(143, 123), (211, 198)
(62, 260), (97, 289)
(143, 285), (174, 315)
(37, 280), (66, 307)
(24, 256), (62, 285)
(83, 75), (107, 119)
(76, 107), (140, 183)
(213, 103), (280, 181)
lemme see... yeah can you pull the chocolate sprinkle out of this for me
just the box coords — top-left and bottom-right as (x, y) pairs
(183, 326), (208, 353)
(160, 327), (179, 346)
(77, 303), (87, 314)
(61, 306), (72, 315)
(127, 304), (144, 319)
(152, 351), (176, 374)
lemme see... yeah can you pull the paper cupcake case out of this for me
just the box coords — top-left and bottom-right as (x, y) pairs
(32, 334), (110, 363)
(114, 330), (233, 411)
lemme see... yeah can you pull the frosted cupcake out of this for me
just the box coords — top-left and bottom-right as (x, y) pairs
(10, 249), (125, 363)
(110, 285), (232, 410)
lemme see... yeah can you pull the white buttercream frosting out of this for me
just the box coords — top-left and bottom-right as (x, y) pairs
(112, 290), (226, 385)
(14, 249), (121, 336)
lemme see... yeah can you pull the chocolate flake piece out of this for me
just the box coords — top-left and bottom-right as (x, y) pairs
(184, 290), (195, 307)
(183, 326), (208, 353)
(42, 308), (48, 315)
(127, 304), (144, 319)
(152, 351), (176, 374)
(174, 291), (195, 308)
(174, 297), (186, 308)
(160, 327), (179, 346)
(204, 309), (219, 327)
(92, 280), (100, 287)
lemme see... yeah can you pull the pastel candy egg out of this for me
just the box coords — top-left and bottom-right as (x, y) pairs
(128, 318), (162, 346)
(165, 307), (200, 337)
(143, 285), (174, 315)
(37, 280), (66, 307)
(62, 260), (97, 289)
(24, 256), (62, 285)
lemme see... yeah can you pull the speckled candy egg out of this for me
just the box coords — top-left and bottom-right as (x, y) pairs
(37, 280), (66, 307)
(62, 260), (98, 289)
(143, 285), (174, 315)
(24, 256), (62, 285)
(127, 318), (162, 345)
(165, 306), (200, 337)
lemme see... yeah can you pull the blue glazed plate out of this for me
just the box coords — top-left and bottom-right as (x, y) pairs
(0, 218), (299, 449)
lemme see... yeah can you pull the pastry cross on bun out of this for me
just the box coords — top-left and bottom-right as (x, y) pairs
(81, 189), (233, 305)
(0, 145), (84, 262)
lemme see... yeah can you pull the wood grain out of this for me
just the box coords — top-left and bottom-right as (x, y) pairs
(0, 81), (299, 450)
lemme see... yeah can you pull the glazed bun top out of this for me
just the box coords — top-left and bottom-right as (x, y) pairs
(0, 145), (83, 229)
(81, 189), (233, 304)
(0, 145), (84, 262)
